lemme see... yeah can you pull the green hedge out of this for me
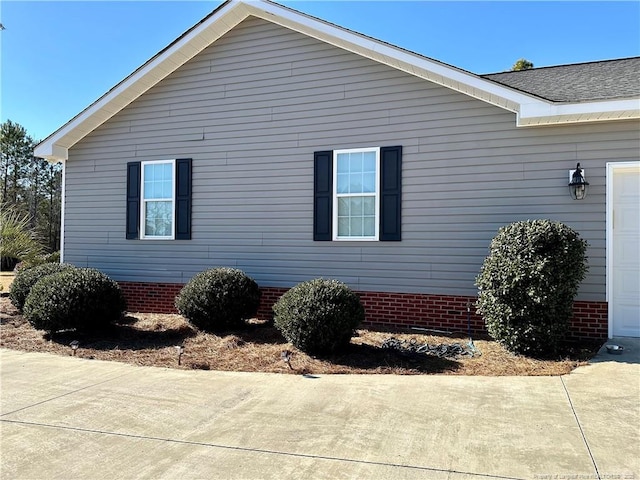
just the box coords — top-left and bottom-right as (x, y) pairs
(23, 268), (126, 333)
(476, 219), (588, 356)
(175, 267), (261, 331)
(273, 278), (364, 355)
(9, 262), (76, 311)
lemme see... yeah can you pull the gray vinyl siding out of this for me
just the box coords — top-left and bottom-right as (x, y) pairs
(64, 18), (640, 301)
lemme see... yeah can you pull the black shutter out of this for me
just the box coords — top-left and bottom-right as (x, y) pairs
(314, 150), (333, 241)
(175, 158), (192, 240)
(126, 162), (141, 239)
(380, 146), (402, 241)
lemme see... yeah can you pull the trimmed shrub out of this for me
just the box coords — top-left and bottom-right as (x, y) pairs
(23, 268), (126, 333)
(476, 219), (588, 356)
(273, 278), (364, 355)
(9, 262), (76, 311)
(175, 267), (261, 331)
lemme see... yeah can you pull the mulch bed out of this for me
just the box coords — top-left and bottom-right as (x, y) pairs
(0, 296), (601, 376)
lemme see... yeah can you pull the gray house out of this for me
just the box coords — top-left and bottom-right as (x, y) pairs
(35, 0), (640, 339)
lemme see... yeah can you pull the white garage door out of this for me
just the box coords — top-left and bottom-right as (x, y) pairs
(609, 162), (640, 337)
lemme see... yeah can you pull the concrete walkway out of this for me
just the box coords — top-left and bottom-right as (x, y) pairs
(1, 340), (638, 480)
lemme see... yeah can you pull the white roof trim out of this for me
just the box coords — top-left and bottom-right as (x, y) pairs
(518, 98), (640, 126)
(34, 0), (640, 161)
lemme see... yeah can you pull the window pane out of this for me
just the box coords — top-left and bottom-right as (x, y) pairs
(363, 216), (375, 236)
(338, 217), (349, 237)
(144, 163), (172, 200)
(363, 196), (375, 215)
(162, 163), (172, 180)
(350, 197), (363, 216)
(337, 173), (349, 194)
(362, 172), (375, 193)
(349, 173), (363, 194)
(336, 151), (378, 195)
(338, 197), (349, 216)
(336, 195), (376, 238)
(144, 179), (153, 198)
(144, 164), (155, 180)
(363, 152), (376, 172)
(337, 154), (349, 173)
(162, 180), (172, 198)
(145, 201), (172, 237)
(350, 217), (363, 236)
(349, 153), (363, 173)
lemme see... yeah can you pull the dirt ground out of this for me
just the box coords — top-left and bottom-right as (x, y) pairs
(0, 296), (601, 376)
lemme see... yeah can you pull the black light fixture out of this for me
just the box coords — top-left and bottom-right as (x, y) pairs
(568, 163), (589, 200)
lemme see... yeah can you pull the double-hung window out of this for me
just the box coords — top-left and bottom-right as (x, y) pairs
(314, 146), (402, 242)
(126, 158), (192, 240)
(141, 160), (175, 239)
(334, 148), (379, 240)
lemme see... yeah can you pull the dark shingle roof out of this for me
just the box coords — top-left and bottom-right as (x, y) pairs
(482, 57), (640, 102)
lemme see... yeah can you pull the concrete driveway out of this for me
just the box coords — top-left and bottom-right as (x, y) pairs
(1, 339), (638, 480)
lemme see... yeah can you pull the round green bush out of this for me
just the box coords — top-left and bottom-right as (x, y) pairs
(175, 267), (261, 331)
(23, 268), (126, 333)
(476, 219), (588, 356)
(273, 278), (365, 355)
(9, 262), (76, 311)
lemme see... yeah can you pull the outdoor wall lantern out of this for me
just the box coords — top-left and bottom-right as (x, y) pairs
(568, 163), (589, 200)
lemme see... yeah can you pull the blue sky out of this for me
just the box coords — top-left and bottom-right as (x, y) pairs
(1, 1), (638, 142)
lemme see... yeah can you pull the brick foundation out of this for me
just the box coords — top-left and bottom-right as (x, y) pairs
(570, 300), (609, 339)
(119, 281), (609, 340)
(119, 282), (183, 314)
(256, 287), (288, 320)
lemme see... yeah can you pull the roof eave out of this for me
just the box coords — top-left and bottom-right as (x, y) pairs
(517, 98), (640, 126)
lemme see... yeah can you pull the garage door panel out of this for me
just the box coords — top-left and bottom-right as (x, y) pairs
(615, 304), (640, 336)
(617, 239), (640, 268)
(619, 174), (640, 198)
(610, 163), (640, 338)
(617, 206), (640, 233)
(617, 269), (640, 297)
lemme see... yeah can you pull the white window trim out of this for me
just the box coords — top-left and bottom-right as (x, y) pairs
(332, 147), (380, 241)
(140, 159), (176, 240)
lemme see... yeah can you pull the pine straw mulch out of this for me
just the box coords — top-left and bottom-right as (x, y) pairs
(0, 297), (601, 376)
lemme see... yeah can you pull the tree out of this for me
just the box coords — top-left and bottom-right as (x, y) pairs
(1, 120), (33, 207)
(40, 161), (62, 251)
(511, 58), (534, 71)
(1, 120), (62, 268)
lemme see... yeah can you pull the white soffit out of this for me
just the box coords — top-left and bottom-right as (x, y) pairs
(34, 0), (640, 162)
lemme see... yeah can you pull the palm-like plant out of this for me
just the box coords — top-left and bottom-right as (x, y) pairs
(1, 207), (44, 266)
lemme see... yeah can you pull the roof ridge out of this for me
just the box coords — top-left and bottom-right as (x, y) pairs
(483, 56), (640, 76)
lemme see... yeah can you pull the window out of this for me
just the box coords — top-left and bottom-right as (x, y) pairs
(141, 160), (175, 238)
(334, 148), (379, 240)
(126, 158), (192, 240)
(314, 146), (401, 242)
